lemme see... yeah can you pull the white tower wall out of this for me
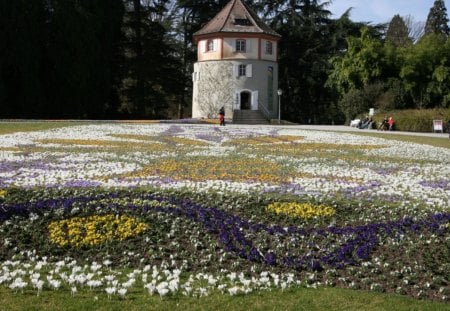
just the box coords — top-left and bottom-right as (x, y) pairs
(192, 59), (279, 119)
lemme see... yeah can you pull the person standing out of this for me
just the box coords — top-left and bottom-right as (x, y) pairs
(219, 107), (225, 126)
(378, 116), (388, 130)
(388, 117), (395, 131)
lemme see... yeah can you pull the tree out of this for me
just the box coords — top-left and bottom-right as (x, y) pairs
(386, 15), (412, 47)
(267, 0), (346, 124)
(328, 27), (386, 95)
(425, 0), (450, 37)
(0, 1), (48, 118)
(120, 0), (183, 119)
(0, 0), (125, 119)
(173, 0), (230, 118)
(47, 1), (126, 118)
(338, 88), (366, 123)
(400, 34), (450, 108)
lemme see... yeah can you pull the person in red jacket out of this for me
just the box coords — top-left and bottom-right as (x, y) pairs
(388, 117), (395, 131)
(219, 107), (225, 126)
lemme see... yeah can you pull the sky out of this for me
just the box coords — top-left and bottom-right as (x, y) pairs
(327, 0), (450, 24)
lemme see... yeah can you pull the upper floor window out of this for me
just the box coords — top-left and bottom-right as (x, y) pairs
(206, 39), (215, 52)
(265, 41), (273, 55)
(236, 39), (246, 52)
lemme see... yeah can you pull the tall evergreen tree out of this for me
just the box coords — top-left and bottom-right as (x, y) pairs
(386, 14), (412, 47)
(120, 0), (183, 119)
(173, 0), (229, 118)
(0, 1), (49, 118)
(46, 0), (125, 118)
(269, 0), (349, 124)
(425, 0), (450, 37)
(0, 0), (125, 119)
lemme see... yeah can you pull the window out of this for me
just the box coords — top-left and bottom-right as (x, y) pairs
(235, 64), (252, 77)
(206, 39), (214, 52)
(238, 64), (246, 76)
(236, 39), (246, 52)
(265, 41), (273, 55)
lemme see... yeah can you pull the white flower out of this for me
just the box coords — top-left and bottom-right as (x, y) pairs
(228, 286), (239, 296)
(49, 279), (61, 290)
(144, 283), (156, 295)
(9, 277), (27, 292)
(105, 287), (117, 299)
(157, 287), (169, 298)
(118, 288), (127, 298)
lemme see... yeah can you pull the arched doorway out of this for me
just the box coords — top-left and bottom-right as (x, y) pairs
(240, 91), (251, 110)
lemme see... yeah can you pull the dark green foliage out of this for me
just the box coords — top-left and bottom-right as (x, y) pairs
(47, 0), (125, 118)
(164, 0), (229, 119)
(0, 0), (125, 119)
(270, 0), (354, 124)
(425, 0), (450, 37)
(401, 34), (450, 109)
(328, 27), (387, 95)
(0, 1), (49, 117)
(1, 0), (449, 122)
(338, 89), (366, 123)
(119, 0), (183, 119)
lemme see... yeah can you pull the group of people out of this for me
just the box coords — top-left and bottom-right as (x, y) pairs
(357, 116), (373, 129)
(356, 115), (395, 131)
(378, 115), (395, 131)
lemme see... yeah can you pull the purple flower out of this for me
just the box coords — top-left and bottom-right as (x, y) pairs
(419, 179), (450, 190)
(2, 192), (449, 273)
(264, 252), (277, 266)
(64, 180), (102, 187)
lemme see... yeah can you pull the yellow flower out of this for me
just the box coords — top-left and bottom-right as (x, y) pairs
(48, 214), (147, 248)
(0, 189), (6, 198)
(267, 202), (335, 219)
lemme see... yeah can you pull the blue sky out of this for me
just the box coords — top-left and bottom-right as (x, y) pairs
(327, 0), (450, 24)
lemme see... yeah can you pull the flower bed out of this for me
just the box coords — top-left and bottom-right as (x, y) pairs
(0, 123), (449, 301)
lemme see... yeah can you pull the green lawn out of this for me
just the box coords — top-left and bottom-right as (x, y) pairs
(1, 286), (448, 311)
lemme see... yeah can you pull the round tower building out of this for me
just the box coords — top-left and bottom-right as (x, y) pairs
(192, 0), (281, 122)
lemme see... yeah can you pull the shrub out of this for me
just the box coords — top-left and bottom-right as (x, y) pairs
(339, 89), (368, 124)
(372, 108), (450, 132)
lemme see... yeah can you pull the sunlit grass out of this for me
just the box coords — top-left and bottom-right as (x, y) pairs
(0, 285), (447, 311)
(223, 135), (303, 146)
(0, 121), (86, 135)
(346, 131), (450, 149)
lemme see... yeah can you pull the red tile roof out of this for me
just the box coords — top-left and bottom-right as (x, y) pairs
(193, 0), (280, 38)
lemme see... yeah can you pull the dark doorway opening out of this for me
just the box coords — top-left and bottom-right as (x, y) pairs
(240, 91), (251, 110)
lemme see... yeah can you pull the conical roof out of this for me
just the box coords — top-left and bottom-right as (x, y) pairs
(193, 0), (280, 38)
